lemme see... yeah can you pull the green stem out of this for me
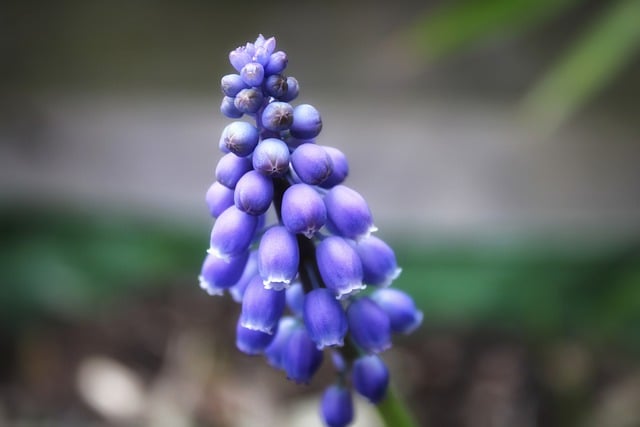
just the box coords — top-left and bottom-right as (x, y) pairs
(375, 385), (420, 427)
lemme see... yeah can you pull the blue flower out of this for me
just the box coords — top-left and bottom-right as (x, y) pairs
(202, 34), (424, 427)
(282, 326), (323, 384)
(264, 316), (298, 370)
(371, 288), (423, 334)
(281, 183), (327, 238)
(321, 385), (353, 427)
(239, 276), (286, 334)
(347, 297), (391, 353)
(258, 225), (299, 290)
(208, 206), (259, 261)
(356, 235), (402, 287)
(198, 251), (248, 295)
(303, 288), (348, 349)
(324, 185), (377, 240)
(352, 355), (389, 404)
(236, 317), (276, 355)
(316, 236), (365, 299)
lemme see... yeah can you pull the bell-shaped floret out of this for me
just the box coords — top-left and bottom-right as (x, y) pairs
(209, 206), (259, 260)
(355, 235), (401, 287)
(370, 288), (423, 334)
(264, 316), (298, 370)
(347, 297), (391, 354)
(316, 236), (365, 299)
(320, 385), (354, 427)
(258, 225), (299, 290)
(236, 317), (276, 355)
(303, 288), (348, 349)
(240, 276), (286, 334)
(324, 185), (376, 240)
(282, 326), (323, 384)
(198, 251), (249, 295)
(281, 183), (326, 238)
(352, 355), (389, 404)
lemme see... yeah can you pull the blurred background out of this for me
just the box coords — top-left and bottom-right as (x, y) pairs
(1, 0), (640, 426)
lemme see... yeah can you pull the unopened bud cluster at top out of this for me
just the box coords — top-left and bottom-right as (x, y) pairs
(199, 35), (423, 427)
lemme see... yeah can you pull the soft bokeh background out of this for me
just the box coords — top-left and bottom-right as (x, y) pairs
(2, 1), (639, 426)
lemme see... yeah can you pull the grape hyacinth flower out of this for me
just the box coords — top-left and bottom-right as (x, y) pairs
(198, 34), (423, 427)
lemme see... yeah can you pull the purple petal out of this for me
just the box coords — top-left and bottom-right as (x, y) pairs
(258, 225), (299, 290)
(240, 275), (286, 334)
(316, 236), (365, 299)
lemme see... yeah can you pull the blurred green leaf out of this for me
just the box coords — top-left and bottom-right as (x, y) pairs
(0, 206), (204, 323)
(406, 0), (580, 58)
(394, 238), (640, 348)
(2, 207), (639, 350)
(519, 0), (640, 133)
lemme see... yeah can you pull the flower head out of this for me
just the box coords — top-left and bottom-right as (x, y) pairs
(200, 34), (422, 427)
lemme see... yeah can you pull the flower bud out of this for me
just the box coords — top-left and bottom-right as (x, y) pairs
(234, 170), (274, 215)
(316, 236), (365, 299)
(324, 185), (376, 240)
(356, 235), (401, 287)
(282, 326), (323, 384)
(229, 47), (251, 72)
(303, 288), (348, 349)
(290, 104), (322, 139)
(263, 74), (288, 99)
(280, 76), (299, 102)
(264, 316), (298, 370)
(205, 181), (234, 218)
(264, 51), (288, 75)
(352, 355), (389, 404)
(240, 276), (286, 334)
(261, 101), (293, 132)
(347, 297), (391, 353)
(234, 88), (264, 114)
(221, 73), (248, 97)
(236, 317), (276, 355)
(281, 183), (326, 238)
(220, 96), (243, 119)
(258, 226), (299, 290)
(321, 385), (354, 427)
(320, 146), (349, 188)
(290, 143), (333, 185)
(252, 138), (290, 177)
(215, 153), (253, 189)
(240, 62), (264, 87)
(209, 206), (259, 260)
(371, 288), (423, 334)
(220, 121), (259, 157)
(198, 251), (249, 295)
